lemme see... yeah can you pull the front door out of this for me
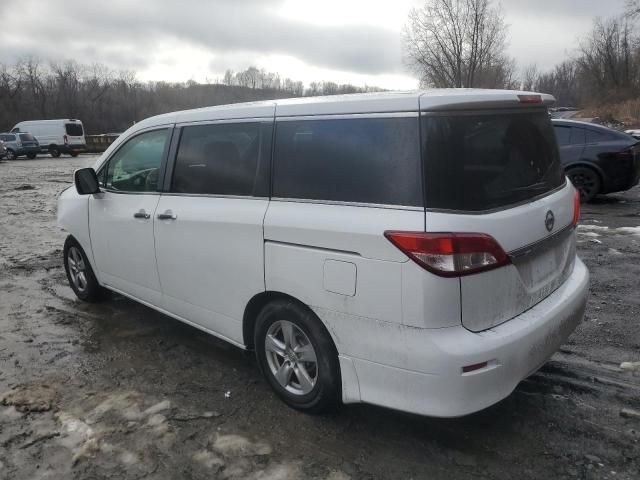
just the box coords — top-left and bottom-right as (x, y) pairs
(154, 120), (273, 344)
(89, 127), (171, 305)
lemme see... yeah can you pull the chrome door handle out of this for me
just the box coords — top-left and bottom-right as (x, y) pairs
(133, 210), (150, 219)
(157, 210), (177, 220)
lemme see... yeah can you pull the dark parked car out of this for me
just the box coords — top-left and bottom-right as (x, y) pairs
(552, 119), (640, 202)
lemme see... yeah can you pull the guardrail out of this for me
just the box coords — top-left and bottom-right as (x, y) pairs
(85, 134), (120, 153)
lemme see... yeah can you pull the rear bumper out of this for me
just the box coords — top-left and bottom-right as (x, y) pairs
(332, 258), (589, 417)
(65, 144), (86, 153)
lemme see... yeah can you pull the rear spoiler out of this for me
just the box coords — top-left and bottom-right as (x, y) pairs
(420, 90), (556, 112)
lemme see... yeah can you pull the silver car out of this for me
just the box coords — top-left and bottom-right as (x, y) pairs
(0, 132), (40, 159)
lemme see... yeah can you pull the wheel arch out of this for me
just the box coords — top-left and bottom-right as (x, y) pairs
(564, 161), (605, 185)
(242, 291), (337, 353)
(57, 187), (99, 280)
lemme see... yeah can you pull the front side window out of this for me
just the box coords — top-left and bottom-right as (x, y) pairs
(105, 129), (169, 192)
(273, 117), (422, 207)
(171, 122), (270, 196)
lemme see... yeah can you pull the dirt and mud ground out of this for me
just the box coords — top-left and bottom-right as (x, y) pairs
(0, 155), (639, 480)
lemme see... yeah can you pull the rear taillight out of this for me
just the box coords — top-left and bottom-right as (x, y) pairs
(384, 232), (510, 277)
(573, 188), (581, 226)
(63, 134), (68, 144)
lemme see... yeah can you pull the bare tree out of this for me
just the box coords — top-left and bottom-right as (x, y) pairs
(576, 17), (637, 101)
(520, 64), (540, 91)
(403, 0), (512, 88)
(626, 0), (640, 17)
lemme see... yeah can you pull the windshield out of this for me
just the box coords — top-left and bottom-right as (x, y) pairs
(422, 110), (565, 211)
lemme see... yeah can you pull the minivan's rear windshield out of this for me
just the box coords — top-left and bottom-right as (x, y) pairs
(65, 123), (84, 136)
(422, 110), (565, 211)
(19, 133), (36, 142)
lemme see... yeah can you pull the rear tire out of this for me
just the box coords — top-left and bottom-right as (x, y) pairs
(49, 146), (61, 158)
(70, 152), (79, 157)
(254, 300), (341, 414)
(63, 237), (106, 302)
(27, 152), (36, 159)
(567, 166), (601, 202)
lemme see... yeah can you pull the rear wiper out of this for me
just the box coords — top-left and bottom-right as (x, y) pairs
(495, 182), (548, 194)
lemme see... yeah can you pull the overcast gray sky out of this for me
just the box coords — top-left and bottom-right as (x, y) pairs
(0, 0), (628, 89)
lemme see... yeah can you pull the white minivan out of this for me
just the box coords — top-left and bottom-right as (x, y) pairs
(57, 91), (589, 417)
(12, 119), (86, 157)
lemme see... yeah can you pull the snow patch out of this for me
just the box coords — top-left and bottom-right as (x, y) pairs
(616, 226), (640, 236)
(578, 225), (610, 231)
(579, 231), (601, 238)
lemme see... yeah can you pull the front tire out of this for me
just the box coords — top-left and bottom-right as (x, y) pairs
(6, 149), (16, 160)
(255, 300), (341, 413)
(567, 166), (601, 202)
(63, 237), (105, 302)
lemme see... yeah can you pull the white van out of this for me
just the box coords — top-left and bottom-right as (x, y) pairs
(12, 119), (86, 157)
(57, 91), (589, 417)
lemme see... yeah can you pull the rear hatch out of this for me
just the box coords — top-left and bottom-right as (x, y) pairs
(421, 104), (577, 332)
(65, 122), (85, 145)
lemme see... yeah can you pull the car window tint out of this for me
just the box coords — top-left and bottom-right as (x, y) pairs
(65, 123), (84, 136)
(586, 129), (616, 143)
(105, 129), (169, 192)
(273, 117), (422, 207)
(171, 122), (270, 196)
(554, 126), (572, 146)
(19, 133), (36, 142)
(423, 111), (564, 211)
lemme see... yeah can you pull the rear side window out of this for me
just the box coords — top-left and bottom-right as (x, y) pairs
(65, 123), (84, 136)
(423, 111), (565, 212)
(273, 117), (422, 207)
(586, 128), (617, 143)
(171, 122), (271, 197)
(19, 133), (36, 141)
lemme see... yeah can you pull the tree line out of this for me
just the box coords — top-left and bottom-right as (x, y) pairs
(404, 0), (640, 118)
(0, 61), (381, 135)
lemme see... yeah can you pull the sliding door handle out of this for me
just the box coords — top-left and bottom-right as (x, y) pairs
(157, 210), (177, 220)
(133, 210), (150, 219)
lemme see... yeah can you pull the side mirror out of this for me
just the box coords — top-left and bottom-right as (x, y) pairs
(74, 168), (100, 195)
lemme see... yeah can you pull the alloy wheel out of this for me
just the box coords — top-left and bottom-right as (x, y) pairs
(264, 320), (318, 395)
(569, 170), (598, 201)
(67, 246), (88, 293)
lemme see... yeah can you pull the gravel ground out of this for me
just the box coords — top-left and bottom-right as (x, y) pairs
(0, 155), (639, 480)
